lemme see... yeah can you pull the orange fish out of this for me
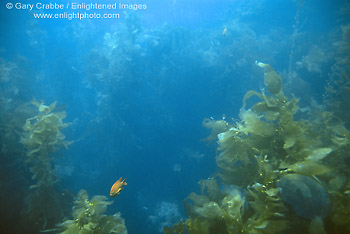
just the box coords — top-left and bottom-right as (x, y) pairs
(110, 177), (127, 197)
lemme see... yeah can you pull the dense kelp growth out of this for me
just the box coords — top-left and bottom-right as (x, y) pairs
(326, 25), (350, 128)
(1, 98), (128, 233)
(1, 1), (349, 233)
(20, 101), (73, 231)
(166, 61), (350, 234)
(21, 100), (71, 187)
(322, 23), (350, 234)
(58, 190), (127, 234)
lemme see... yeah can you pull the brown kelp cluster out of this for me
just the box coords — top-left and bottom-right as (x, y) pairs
(323, 24), (350, 234)
(166, 62), (350, 234)
(326, 25), (350, 128)
(20, 100), (72, 230)
(21, 100), (71, 188)
(58, 189), (127, 234)
(17, 100), (128, 233)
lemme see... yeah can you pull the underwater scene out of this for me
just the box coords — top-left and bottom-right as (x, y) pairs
(1, 0), (350, 233)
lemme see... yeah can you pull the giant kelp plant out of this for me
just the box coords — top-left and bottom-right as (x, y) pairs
(19, 100), (129, 233)
(166, 61), (350, 234)
(21, 100), (71, 188)
(58, 189), (127, 234)
(326, 25), (350, 128)
(20, 100), (72, 231)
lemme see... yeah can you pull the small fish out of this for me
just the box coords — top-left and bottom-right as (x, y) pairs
(110, 177), (127, 197)
(222, 27), (227, 36)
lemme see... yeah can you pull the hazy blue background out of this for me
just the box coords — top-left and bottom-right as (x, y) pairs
(1, 0), (348, 233)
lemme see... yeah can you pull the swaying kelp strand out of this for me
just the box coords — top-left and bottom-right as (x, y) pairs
(167, 61), (350, 233)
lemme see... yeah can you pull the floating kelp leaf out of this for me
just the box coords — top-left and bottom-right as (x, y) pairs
(255, 155), (277, 183)
(255, 61), (282, 95)
(251, 102), (268, 113)
(277, 174), (330, 218)
(194, 201), (223, 219)
(306, 148), (333, 161)
(283, 137), (296, 149)
(48, 101), (57, 111)
(23, 119), (34, 131)
(221, 191), (245, 219)
(218, 128), (236, 145)
(255, 220), (269, 229)
(265, 188), (279, 197)
(186, 192), (210, 207)
(28, 147), (41, 156)
(55, 111), (66, 119)
(202, 118), (229, 142)
(272, 212), (286, 218)
(238, 109), (275, 136)
(289, 161), (330, 176)
(249, 101), (281, 121)
(198, 179), (221, 201)
(99, 213), (127, 234)
(39, 101), (56, 113)
(83, 222), (96, 231)
(61, 122), (71, 129)
(63, 141), (72, 149)
(90, 195), (114, 215)
(285, 97), (299, 114)
(330, 124), (350, 146)
(243, 89), (280, 110)
(29, 184), (39, 189)
(243, 90), (264, 108)
(31, 99), (41, 108)
(220, 184), (244, 197)
(262, 110), (280, 121)
(33, 127), (45, 134)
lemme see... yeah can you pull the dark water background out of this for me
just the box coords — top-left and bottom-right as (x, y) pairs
(1, 0), (349, 233)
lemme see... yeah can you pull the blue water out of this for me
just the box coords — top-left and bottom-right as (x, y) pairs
(1, 0), (348, 233)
